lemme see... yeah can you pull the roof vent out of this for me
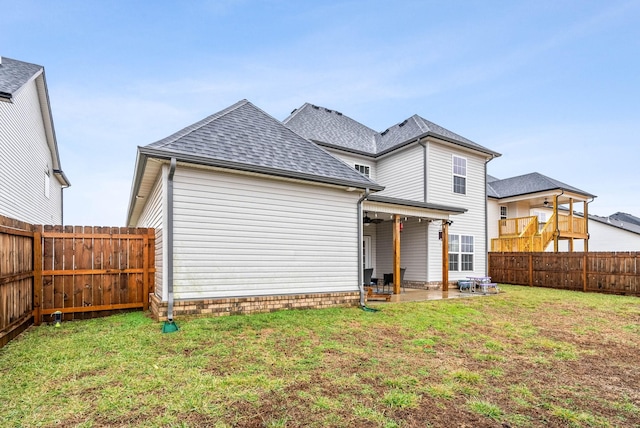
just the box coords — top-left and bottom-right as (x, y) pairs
(290, 108), (297, 115)
(312, 105), (319, 110)
(325, 108), (332, 113)
(398, 119), (408, 127)
(336, 111), (342, 116)
(381, 129), (389, 136)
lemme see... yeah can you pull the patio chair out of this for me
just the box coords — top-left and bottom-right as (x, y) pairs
(363, 268), (377, 291)
(382, 268), (406, 293)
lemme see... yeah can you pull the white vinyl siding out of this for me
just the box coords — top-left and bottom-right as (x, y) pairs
(0, 76), (62, 224)
(324, 148), (376, 181)
(171, 166), (360, 299)
(427, 142), (487, 280)
(373, 219), (428, 283)
(135, 172), (164, 297)
(376, 144), (423, 201)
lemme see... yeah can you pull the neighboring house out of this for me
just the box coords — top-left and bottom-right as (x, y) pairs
(487, 173), (595, 252)
(0, 56), (70, 224)
(583, 212), (640, 251)
(128, 100), (500, 320)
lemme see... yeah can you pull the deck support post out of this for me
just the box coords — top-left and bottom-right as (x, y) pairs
(553, 194), (559, 253)
(583, 200), (589, 252)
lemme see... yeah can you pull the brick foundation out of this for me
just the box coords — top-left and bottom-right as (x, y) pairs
(150, 291), (361, 321)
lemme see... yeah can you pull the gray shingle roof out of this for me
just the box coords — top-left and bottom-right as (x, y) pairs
(284, 103), (500, 158)
(589, 213), (640, 235)
(284, 103), (378, 153)
(142, 100), (383, 190)
(487, 172), (596, 199)
(0, 57), (43, 100)
(608, 212), (640, 227)
(367, 194), (467, 214)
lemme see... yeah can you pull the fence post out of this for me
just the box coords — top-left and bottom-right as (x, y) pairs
(33, 228), (42, 326)
(142, 231), (150, 311)
(583, 253), (587, 292)
(529, 253), (533, 286)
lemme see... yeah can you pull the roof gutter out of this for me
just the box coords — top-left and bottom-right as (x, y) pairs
(138, 146), (384, 192)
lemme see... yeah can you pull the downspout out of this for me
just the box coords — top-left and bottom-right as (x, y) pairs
(357, 188), (370, 308)
(419, 140), (427, 203)
(484, 158), (489, 274)
(167, 158), (177, 323)
(484, 155), (497, 275)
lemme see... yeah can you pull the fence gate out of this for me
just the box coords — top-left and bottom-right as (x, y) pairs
(36, 226), (155, 324)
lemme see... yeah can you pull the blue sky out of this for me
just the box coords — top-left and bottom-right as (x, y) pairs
(2, 0), (639, 225)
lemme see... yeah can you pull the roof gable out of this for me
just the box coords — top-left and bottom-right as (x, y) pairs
(488, 172), (595, 199)
(143, 99), (382, 190)
(284, 103), (500, 158)
(0, 57), (43, 100)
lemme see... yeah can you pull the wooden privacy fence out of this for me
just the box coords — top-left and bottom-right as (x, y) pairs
(37, 225), (155, 324)
(0, 214), (155, 348)
(489, 252), (640, 296)
(0, 216), (37, 348)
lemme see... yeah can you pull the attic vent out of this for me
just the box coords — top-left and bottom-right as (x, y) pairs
(312, 105), (319, 109)
(398, 119), (408, 127)
(325, 108), (332, 113)
(381, 129), (389, 136)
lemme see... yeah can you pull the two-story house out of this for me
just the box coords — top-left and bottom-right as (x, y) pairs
(127, 99), (499, 321)
(0, 56), (70, 225)
(285, 104), (500, 292)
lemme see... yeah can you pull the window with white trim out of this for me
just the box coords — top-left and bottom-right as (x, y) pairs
(452, 156), (466, 195)
(355, 164), (370, 177)
(448, 234), (474, 271)
(500, 206), (508, 220)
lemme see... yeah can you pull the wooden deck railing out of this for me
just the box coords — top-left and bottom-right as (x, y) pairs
(493, 212), (588, 252)
(498, 216), (538, 237)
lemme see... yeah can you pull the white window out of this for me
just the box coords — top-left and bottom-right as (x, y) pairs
(448, 234), (474, 271)
(355, 164), (370, 177)
(500, 206), (508, 220)
(44, 170), (50, 199)
(452, 156), (466, 195)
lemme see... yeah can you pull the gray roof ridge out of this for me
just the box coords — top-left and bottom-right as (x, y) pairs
(148, 99), (249, 149)
(0, 56), (44, 98)
(410, 114), (430, 134)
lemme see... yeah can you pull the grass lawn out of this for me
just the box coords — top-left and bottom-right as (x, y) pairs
(1, 285), (639, 427)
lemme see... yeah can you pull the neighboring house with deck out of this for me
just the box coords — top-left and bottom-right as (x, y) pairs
(127, 99), (500, 320)
(487, 173), (595, 252)
(0, 56), (70, 224)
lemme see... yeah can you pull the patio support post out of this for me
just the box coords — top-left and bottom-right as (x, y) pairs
(441, 220), (449, 291)
(393, 214), (401, 295)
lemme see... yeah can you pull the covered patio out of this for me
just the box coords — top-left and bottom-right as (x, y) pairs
(360, 194), (467, 300)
